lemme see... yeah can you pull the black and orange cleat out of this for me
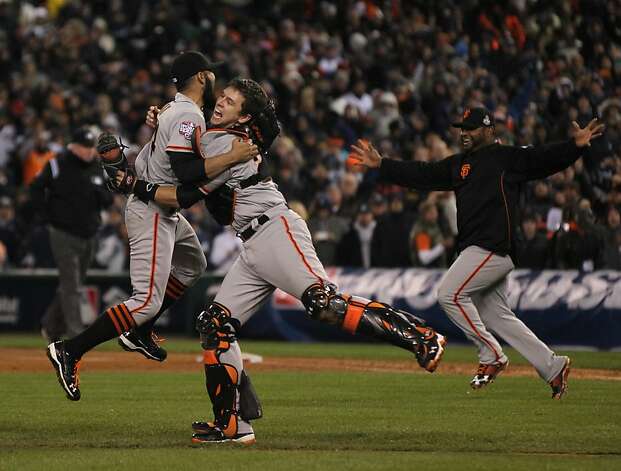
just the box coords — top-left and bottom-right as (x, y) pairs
(550, 357), (571, 400)
(416, 330), (447, 373)
(47, 341), (81, 401)
(470, 359), (509, 389)
(191, 428), (256, 445)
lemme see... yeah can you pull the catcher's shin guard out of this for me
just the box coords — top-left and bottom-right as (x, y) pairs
(197, 303), (241, 437)
(302, 284), (446, 372)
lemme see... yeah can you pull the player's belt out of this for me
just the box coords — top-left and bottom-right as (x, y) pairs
(237, 214), (270, 242)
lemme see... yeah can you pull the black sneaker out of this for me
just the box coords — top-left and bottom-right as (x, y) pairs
(192, 421), (218, 434)
(191, 428), (256, 445)
(415, 329), (447, 373)
(47, 341), (81, 401)
(118, 330), (167, 362)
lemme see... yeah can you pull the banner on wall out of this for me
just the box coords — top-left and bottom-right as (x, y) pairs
(241, 268), (621, 350)
(1, 268), (620, 349)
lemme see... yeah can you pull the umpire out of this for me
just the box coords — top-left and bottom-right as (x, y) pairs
(27, 127), (113, 341)
(351, 108), (604, 400)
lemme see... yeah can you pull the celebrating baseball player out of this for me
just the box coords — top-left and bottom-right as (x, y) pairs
(47, 51), (258, 401)
(351, 108), (605, 400)
(115, 78), (447, 445)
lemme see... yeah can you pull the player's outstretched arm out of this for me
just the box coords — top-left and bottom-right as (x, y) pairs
(509, 118), (605, 181)
(350, 139), (454, 191)
(114, 171), (206, 209)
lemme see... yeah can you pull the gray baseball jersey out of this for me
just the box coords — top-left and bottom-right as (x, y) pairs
(120, 93), (207, 327)
(193, 129), (328, 324)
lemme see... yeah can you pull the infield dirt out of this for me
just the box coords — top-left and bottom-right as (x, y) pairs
(3, 348), (620, 381)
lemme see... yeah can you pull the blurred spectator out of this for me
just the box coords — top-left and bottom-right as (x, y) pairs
(0, 195), (19, 266)
(373, 193), (415, 268)
(22, 131), (56, 186)
(515, 212), (550, 269)
(307, 195), (349, 266)
(552, 205), (603, 271)
(1, 0), (621, 271)
(409, 200), (451, 268)
(336, 204), (379, 268)
(601, 206), (621, 269)
(22, 127), (112, 341)
(0, 240), (6, 270)
(368, 193), (388, 220)
(337, 172), (360, 220)
(209, 227), (242, 275)
(94, 206), (127, 272)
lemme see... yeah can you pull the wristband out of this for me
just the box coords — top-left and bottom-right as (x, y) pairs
(133, 180), (159, 204)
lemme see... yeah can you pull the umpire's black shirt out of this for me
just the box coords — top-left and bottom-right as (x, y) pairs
(378, 140), (582, 257)
(29, 149), (113, 238)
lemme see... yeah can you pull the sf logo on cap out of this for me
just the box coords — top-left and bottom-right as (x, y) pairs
(463, 109), (471, 119)
(483, 115), (491, 126)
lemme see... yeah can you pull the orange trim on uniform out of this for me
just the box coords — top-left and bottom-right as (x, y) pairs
(452, 252), (501, 361)
(165, 288), (181, 300)
(342, 303), (364, 334)
(118, 303), (136, 329)
(106, 308), (122, 335)
(207, 128), (249, 139)
(166, 283), (183, 297)
(203, 350), (218, 365)
(280, 216), (323, 284)
(500, 172), (511, 246)
(131, 213), (160, 314)
(166, 145), (193, 151)
(110, 306), (129, 332)
(112, 306), (131, 332)
(169, 275), (186, 290)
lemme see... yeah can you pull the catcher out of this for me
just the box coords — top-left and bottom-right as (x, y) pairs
(112, 77), (447, 445)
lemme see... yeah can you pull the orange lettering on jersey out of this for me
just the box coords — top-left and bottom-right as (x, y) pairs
(460, 163), (471, 179)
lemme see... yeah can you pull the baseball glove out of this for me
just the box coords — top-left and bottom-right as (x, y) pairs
(246, 101), (280, 156)
(96, 132), (134, 193)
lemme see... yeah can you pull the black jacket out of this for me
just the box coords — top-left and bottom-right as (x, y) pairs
(28, 150), (113, 239)
(379, 141), (582, 257)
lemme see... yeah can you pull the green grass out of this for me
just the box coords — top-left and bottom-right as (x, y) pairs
(1, 336), (620, 470)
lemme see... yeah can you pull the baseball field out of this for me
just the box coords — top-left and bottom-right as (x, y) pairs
(1, 334), (619, 471)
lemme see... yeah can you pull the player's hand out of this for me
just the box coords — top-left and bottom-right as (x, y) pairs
(114, 169), (137, 193)
(573, 118), (605, 147)
(350, 139), (382, 169)
(146, 106), (160, 128)
(230, 138), (259, 163)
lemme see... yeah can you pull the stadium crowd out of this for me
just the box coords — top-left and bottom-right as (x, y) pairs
(1, 0), (620, 272)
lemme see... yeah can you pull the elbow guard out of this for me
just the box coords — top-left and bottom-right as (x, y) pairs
(176, 184), (205, 209)
(168, 151), (207, 184)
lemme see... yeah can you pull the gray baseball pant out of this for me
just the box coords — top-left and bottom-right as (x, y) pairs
(437, 245), (566, 382)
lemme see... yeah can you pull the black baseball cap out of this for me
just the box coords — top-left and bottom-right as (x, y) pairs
(451, 107), (495, 130)
(71, 126), (96, 147)
(170, 51), (222, 84)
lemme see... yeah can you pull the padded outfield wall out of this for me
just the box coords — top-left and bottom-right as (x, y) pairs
(1, 268), (620, 349)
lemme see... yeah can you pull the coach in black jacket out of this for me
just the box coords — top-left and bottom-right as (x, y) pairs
(28, 127), (113, 341)
(351, 108), (603, 400)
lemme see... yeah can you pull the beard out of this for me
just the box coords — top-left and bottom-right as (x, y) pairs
(202, 79), (216, 123)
